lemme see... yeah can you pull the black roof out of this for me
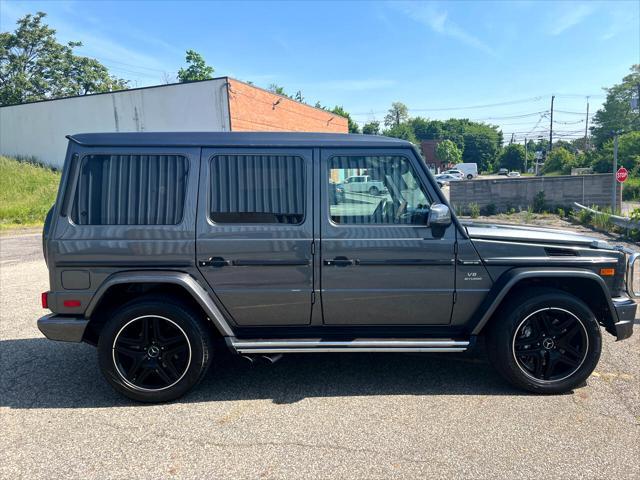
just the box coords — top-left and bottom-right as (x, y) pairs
(67, 132), (411, 148)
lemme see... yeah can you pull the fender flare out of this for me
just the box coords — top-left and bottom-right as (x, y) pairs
(85, 271), (234, 337)
(470, 267), (616, 335)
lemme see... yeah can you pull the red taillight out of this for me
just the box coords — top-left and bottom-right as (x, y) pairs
(63, 300), (81, 308)
(41, 292), (49, 309)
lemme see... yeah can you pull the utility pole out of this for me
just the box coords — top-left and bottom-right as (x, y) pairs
(549, 95), (555, 152)
(584, 97), (590, 150)
(612, 132), (618, 213)
(524, 137), (528, 173)
(510, 133), (514, 145)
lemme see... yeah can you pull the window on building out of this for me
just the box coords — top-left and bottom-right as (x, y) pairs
(209, 154), (305, 224)
(328, 155), (431, 225)
(71, 154), (188, 225)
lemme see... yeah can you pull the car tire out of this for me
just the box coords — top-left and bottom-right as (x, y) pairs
(97, 296), (213, 403)
(368, 186), (380, 196)
(486, 288), (601, 394)
(467, 174), (473, 180)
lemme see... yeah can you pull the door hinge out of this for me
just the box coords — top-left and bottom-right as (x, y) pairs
(311, 241), (316, 256)
(454, 241), (459, 256)
(311, 291), (316, 304)
(453, 291), (458, 303)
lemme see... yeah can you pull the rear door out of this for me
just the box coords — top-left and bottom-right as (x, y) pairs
(196, 148), (314, 326)
(320, 148), (456, 325)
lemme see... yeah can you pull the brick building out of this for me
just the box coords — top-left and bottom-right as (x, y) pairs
(1, 77), (348, 169)
(420, 139), (449, 172)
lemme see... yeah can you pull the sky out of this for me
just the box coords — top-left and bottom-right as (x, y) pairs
(1, 0), (639, 143)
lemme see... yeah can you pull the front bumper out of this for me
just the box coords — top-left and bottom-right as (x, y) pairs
(611, 297), (637, 341)
(37, 314), (89, 342)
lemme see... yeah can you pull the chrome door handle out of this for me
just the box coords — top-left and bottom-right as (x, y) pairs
(199, 257), (230, 267)
(324, 257), (354, 267)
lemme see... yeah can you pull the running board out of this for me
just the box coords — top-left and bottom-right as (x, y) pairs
(230, 338), (470, 354)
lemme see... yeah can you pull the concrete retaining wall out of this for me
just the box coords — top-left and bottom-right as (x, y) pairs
(449, 174), (622, 213)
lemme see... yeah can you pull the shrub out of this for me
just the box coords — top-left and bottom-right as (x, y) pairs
(482, 203), (497, 216)
(532, 191), (547, 213)
(468, 203), (480, 218)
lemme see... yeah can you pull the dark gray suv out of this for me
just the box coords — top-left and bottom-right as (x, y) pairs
(38, 132), (638, 402)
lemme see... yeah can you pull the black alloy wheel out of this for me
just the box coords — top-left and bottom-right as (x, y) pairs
(98, 297), (213, 402)
(512, 307), (588, 382)
(486, 288), (602, 394)
(113, 315), (191, 391)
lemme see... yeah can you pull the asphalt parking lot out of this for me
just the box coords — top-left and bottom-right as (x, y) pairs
(1, 230), (638, 479)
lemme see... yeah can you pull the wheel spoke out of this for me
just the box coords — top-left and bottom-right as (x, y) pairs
(542, 351), (559, 380)
(127, 353), (147, 380)
(155, 366), (173, 384)
(160, 360), (180, 381)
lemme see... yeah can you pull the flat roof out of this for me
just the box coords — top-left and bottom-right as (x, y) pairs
(67, 132), (412, 148)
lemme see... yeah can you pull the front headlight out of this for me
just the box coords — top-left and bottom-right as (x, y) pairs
(627, 252), (640, 298)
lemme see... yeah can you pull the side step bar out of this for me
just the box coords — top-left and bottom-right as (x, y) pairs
(230, 338), (470, 354)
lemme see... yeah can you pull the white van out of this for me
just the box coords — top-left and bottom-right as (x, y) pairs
(454, 163), (478, 179)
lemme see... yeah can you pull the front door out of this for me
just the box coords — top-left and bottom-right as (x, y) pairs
(320, 148), (456, 325)
(196, 148), (314, 326)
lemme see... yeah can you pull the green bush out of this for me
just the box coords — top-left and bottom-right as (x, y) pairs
(622, 178), (640, 201)
(482, 203), (497, 216)
(468, 203), (480, 218)
(0, 156), (60, 229)
(532, 191), (547, 213)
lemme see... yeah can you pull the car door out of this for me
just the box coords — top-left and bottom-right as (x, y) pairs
(196, 148), (314, 326)
(320, 148), (455, 325)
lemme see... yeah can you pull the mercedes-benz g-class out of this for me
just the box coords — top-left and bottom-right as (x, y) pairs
(38, 132), (638, 402)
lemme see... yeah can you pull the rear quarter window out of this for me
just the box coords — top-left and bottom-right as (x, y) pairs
(71, 154), (188, 225)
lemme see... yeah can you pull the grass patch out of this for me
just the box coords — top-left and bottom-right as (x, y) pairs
(0, 156), (60, 230)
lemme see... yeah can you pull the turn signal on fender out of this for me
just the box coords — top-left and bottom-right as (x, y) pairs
(600, 268), (615, 277)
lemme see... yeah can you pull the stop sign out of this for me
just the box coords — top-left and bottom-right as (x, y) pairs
(616, 167), (628, 183)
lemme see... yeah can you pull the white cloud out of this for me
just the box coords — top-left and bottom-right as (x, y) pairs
(391, 2), (497, 57)
(547, 3), (595, 35)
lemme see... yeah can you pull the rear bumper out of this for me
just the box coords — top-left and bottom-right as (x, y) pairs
(611, 297), (637, 341)
(37, 314), (88, 342)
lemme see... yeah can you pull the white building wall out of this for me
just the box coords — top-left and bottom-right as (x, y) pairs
(0, 79), (230, 169)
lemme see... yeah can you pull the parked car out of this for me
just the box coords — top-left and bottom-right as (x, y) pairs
(38, 132), (638, 402)
(453, 163), (479, 179)
(435, 173), (463, 184)
(508, 171), (521, 177)
(442, 169), (464, 179)
(339, 175), (386, 195)
(497, 168), (509, 176)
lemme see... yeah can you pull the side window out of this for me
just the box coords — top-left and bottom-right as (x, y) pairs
(209, 154), (305, 224)
(71, 154), (188, 225)
(328, 155), (431, 225)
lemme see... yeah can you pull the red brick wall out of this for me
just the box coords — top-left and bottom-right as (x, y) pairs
(227, 78), (348, 133)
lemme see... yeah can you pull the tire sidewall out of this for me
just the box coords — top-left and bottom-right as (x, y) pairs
(489, 291), (602, 394)
(98, 300), (210, 403)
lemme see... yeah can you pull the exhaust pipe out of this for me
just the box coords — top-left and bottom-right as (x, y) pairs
(260, 354), (283, 365)
(241, 355), (257, 366)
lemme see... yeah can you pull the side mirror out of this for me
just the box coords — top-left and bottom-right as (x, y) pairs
(428, 203), (452, 227)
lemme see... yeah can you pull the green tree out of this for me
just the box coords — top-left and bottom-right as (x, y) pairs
(435, 139), (462, 166)
(177, 49), (214, 82)
(590, 131), (640, 174)
(590, 65), (640, 146)
(268, 83), (288, 96)
(294, 90), (304, 103)
(362, 121), (380, 135)
(384, 102), (409, 127)
(409, 117), (443, 141)
(383, 123), (417, 143)
(0, 12), (128, 105)
(497, 144), (526, 171)
(544, 147), (576, 174)
(331, 105), (360, 133)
